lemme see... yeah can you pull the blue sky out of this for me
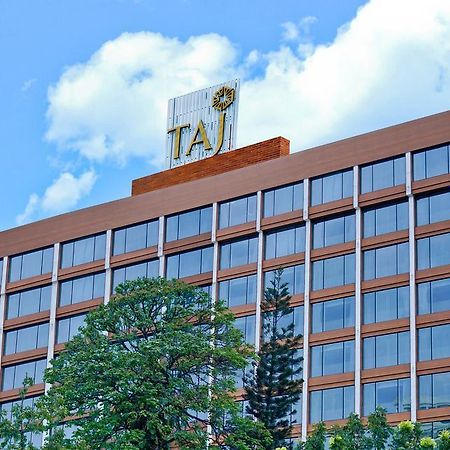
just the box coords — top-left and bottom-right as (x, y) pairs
(1, 0), (449, 231)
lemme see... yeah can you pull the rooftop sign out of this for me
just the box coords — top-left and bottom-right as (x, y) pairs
(165, 79), (240, 169)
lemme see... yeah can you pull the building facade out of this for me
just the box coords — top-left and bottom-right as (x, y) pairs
(0, 110), (449, 445)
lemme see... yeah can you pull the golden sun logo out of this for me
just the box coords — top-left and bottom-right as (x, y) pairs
(212, 86), (235, 111)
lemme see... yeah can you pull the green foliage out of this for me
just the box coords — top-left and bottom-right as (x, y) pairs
(297, 410), (449, 450)
(367, 407), (392, 450)
(0, 378), (43, 450)
(391, 421), (423, 450)
(420, 437), (437, 449)
(298, 422), (326, 450)
(245, 269), (303, 450)
(217, 415), (272, 450)
(438, 430), (450, 450)
(37, 277), (262, 449)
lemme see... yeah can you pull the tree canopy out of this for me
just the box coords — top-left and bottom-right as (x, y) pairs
(1, 277), (271, 450)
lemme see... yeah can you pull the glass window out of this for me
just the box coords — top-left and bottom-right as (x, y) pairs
(311, 169), (353, 206)
(312, 254), (355, 291)
(264, 264), (305, 296)
(313, 214), (355, 249)
(219, 274), (257, 308)
(0, 397), (42, 446)
(265, 225), (305, 259)
(310, 386), (354, 423)
(363, 378), (410, 416)
(9, 247), (53, 282)
(416, 190), (450, 227)
(418, 278), (450, 315)
(166, 247), (213, 279)
(6, 285), (52, 319)
(220, 237), (258, 270)
(59, 272), (105, 307)
(2, 359), (47, 391)
(311, 340), (354, 377)
(264, 181), (303, 217)
(363, 331), (409, 369)
(363, 286), (409, 324)
(421, 421), (450, 438)
(417, 232), (450, 270)
(363, 242), (409, 280)
(234, 315), (256, 345)
(263, 305), (304, 340)
(4, 323), (49, 355)
(113, 259), (159, 290)
(363, 201), (408, 238)
(61, 234), (106, 268)
(0, 259), (3, 287)
(113, 220), (159, 255)
(56, 314), (86, 344)
(413, 144), (450, 181)
(361, 156), (406, 194)
(419, 372), (450, 409)
(418, 324), (450, 361)
(312, 296), (355, 333)
(166, 206), (212, 242)
(219, 194), (257, 229)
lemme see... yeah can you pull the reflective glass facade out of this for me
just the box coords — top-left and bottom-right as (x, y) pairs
(0, 112), (449, 445)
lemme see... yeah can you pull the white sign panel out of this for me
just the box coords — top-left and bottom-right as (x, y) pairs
(166, 79), (240, 169)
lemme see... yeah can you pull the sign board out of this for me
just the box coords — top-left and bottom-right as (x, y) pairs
(166, 79), (240, 169)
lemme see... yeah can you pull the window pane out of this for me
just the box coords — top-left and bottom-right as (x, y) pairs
(323, 387), (343, 421)
(323, 298), (344, 331)
(178, 210), (199, 239)
(113, 228), (126, 255)
(427, 146), (448, 178)
(274, 185), (292, 216)
(73, 237), (95, 266)
(125, 223), (147, 253)
(322, 173), (342, 204)
(166, 216), (178, 242)
(373, 160), (394, 191)
(429, 190), (450, 224)
(21, 250), (42, 279)
(433, 372), (450, 408)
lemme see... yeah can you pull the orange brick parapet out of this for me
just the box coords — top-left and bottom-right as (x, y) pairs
(131, 136), (290, 196)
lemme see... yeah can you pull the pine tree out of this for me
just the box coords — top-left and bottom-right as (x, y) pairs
(245, 268), (303, 450)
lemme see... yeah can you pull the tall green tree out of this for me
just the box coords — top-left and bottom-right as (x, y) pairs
(245, 269), (303, 450)
(35, 277), (270, 449)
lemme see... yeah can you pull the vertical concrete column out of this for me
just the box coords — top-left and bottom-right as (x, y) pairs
(104, 230), (112, 304)
(353, 165), (362, 416)
(211, 203), (219, 304)
(46, 243), (60, 387)
(255, 191), (263, 352)
(158, 216), (165, 278)
(406, 152), (417, 420)
(301, 179), (311, 439)
(0, 256), (9, 371)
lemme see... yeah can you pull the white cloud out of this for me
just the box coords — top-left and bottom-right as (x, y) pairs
(38, 0), (450, 222)
(239, 0), (450, 150)
(281, 22), (300, 42)
(281, 16), (317, 42)
(21, 78), (37, 92)
(16, 170), (97, 225)
(45, 32), (238, 167)
(45, 0), (450, 168)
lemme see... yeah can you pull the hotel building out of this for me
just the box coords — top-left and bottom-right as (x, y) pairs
(0, 110), (449, 445)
